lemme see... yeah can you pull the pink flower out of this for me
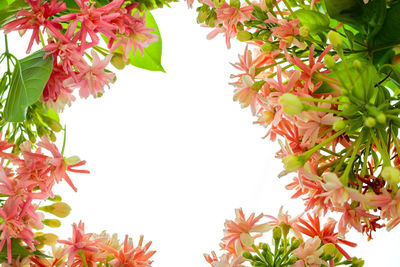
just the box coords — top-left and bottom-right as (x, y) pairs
(58, 221), (100, 265)
(64, 51), (115, 98)
(294, 213), (357, 261)
(3, 0), (66, 53)
(204, 251), (246, 267)
(106, 235), (156, 267)
(0, 197), (35, 264)
(221, 208), (271, 257)
(317, 172), (349, 207)
(265, 13), (305, 49)
(109, 12), (158, 61)
(292, 237), (326, 267)
(207, 3), (253, 48)
(53, 0), (124, 50)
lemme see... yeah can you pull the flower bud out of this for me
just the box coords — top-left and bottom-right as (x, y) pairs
(42, 219), (61, 228)
(65, 155), (81, 165)
(35, 233), (58, 246)
(273, 227), (282, 242)
(351, 257), (365, 267)
(282, 155), (303, 172)
(381, 166), (400, 186)
(333, 119), (346, 131)
(353, 59), (362, 70)
(213, 0), (224, 8)
(287, 256), (298, 265)
(42, 117), (63, 132)
(48, 195), (62, 202)
(261, 43), (274, 53)
(279, 93), (304, 115)
(39, 202), (71, 218)
(376, 113), (386, 124)
(364, 117), (376, 128)
(290, 239), (301, 250)
(324, 54), (336, 69)
(299, 25), (310, 37)
(322, 243), (336, 256)
(237, 31), (252, 42)
(111, 53), (127, 70)
(328, 31), (343, 50)
(230, 0), (240, 8)
(242, 251), (253, 259)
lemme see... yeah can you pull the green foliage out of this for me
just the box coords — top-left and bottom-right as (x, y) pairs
(0, 0), (28, 28)
(295, 10), (330, 34)
(325, 0), (364, 29)
(372, 1), (400, 47)
(379, 64), (400, 88)
(129, 12), (165, 72)
(4, 50), (53, 122)
(0, 238), (49, 263)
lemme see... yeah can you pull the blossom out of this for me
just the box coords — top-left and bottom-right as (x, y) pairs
(106, 235), (156, 267)
(204, 251), (246, 267)
(221, 208), (271, 257)
(292, 237), (326, 267)
(64, 51), (115, 98)
(58, 221), (100, 265)
(3, 0), (66, 53)
(294, 213), (357, 260)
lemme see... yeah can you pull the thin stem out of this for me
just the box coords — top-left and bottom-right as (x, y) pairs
(302, 128), (346, 160)
(281, 0), (297, 19)
(298, 96), (349, 105)
(303, 104), (342, 115)
(61, 126), (67, 155)
(370, 129), (390, 166)
(360, 138), (371, 177)
(313, 72), (342, 86)
(339, 132), (363, 185)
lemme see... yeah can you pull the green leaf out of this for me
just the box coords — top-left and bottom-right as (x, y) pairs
(362, 0), (386, 41)
(294, 10), (330, 34)
(379, 64), (400, 87)
(313, 82), (336, 94)
(129, 12), (165, 72)
(325, 0), (364, 29)
(372, 1), (400, 49)
(0, 0), (28, 28)
(4, 50), (53, 122)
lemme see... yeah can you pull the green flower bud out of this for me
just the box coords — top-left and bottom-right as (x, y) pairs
(328, 31), (343, 50)
(324, 54), (336, 69)
(353, 59), (362, 70)
(333, 119), (346, 131)
(364, 117), (376, 128)
(376, 113), (386, 124)
(39, 202), (71, 218)
(299, 25), (310, 37)
(65, 155), (81, 165)
(273, 227), (282, 242)
(111, 53), (127, 70)
(35, 233), (58, 246)
(48, 195), (62, 202)
(289, 239), (301, 250)
(213, 0), (224, 8)
(279, 93), (304, 115)
(237, 31), (252, 42)
(322, 243), (336, 258)
(282, 155), (303, 173)
(261, 43), (274, 53)
(42, 116), (63, 132)
(230, 0), (240, 8)
(242, 251), (253, 259)
(42, 219), (61, 228)
(351, 257), (365, 267)
(381, 166), (400, 186)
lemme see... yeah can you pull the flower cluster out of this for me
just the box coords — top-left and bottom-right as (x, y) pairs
(204, 208), (363, 267)
(0, 133), (87, 263)
(194, 0), (400, 242)
(3, 0), (158, 111)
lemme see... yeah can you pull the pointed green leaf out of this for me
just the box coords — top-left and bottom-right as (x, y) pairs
(0, 0), (28, 28)
(4, 50), (53, 122)
(129, 12), (165, 72)
(294, 10), (330, 34)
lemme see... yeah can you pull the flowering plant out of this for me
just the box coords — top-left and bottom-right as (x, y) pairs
(0, 0), (171, 264)
(191, 0), (400, 265)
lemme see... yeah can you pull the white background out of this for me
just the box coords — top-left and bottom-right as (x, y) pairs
(2, 3), (399, 266)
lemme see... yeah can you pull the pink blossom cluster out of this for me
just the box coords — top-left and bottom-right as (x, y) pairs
(0, 134), (88, 263)
(204, 208), (358, 267)
(3, 0), (158, 111)
(27, 222), (155, 267)
(193, 0), (399, 241)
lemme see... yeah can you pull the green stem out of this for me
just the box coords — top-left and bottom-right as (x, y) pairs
(339, 132), (363, 185)
(281, 0), (297, 18)
(370, 129), (390, 166)
(303, 104), (342, 115)
(61, 126), (67, 156)
(313, 72), (342, 86)
(252, 244), (268, 264)
(78, 250), (89, 267)
(360, 138), (371, 177)
(298, 96), (349, 105)
(302, 128), (346, 160)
